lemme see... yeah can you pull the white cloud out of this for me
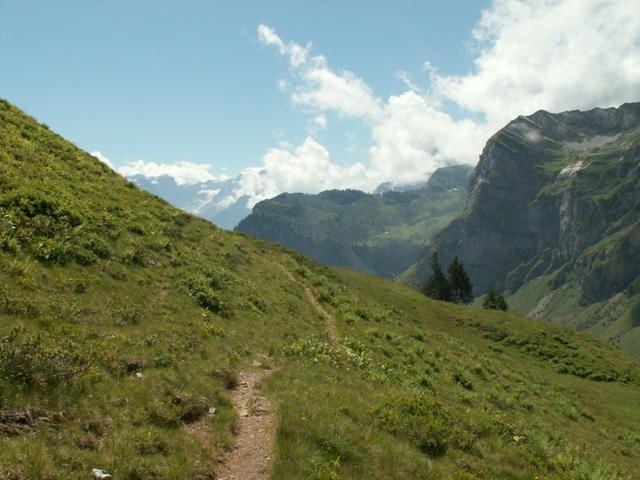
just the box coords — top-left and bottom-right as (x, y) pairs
(370, 92), (491, 184)
(254, 2), (640, 192)
(311, 114), (327, 129)
(258, 24), (384, 119)
(227, 137), (376, 208)
(307, 114), (328, 134)
(117, 160), (224, 186)
(121, 3), (640, 214)
(435, 0), (640, 126)
(90, 151), (113, 168)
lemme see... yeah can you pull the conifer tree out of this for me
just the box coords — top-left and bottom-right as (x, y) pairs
(422, 252), (452, 301)
(483, 289), (508, 311)
(448, 256), (473, 304)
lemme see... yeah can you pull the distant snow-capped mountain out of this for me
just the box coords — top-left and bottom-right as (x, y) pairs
(127, 175), (251, 230)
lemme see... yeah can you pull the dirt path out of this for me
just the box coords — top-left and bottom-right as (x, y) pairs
(215, 364), (276, 480)
(215, 266), (338, 479)
(280, 266), (339, 343)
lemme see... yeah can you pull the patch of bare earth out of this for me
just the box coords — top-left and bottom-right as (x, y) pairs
(214, 363), (275, 480)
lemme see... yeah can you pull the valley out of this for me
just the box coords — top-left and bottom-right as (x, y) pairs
(1, 100), (639, 479)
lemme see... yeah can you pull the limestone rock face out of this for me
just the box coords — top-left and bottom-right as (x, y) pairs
(418, 103), (640, 302)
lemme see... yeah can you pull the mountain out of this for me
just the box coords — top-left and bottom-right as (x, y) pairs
(2, 99), (640, 478)
(236, 165), (473, 277)
(128, 174), (251, 230)
(412, 102), (640, 354)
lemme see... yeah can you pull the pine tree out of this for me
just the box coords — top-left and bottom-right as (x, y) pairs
(422, 252), (452, 301)
(483, 289), (508, 311)
(448, 256), (473, 304)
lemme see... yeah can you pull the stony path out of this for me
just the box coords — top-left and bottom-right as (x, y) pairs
(280, 266), (339, 343)
(215, 365), (275, 480)
(215, 266), (339, 479)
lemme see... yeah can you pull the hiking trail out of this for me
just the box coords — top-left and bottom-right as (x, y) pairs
(215, 265), (339, 478)
(215, 361), (275, 480)
(280, 265), (339, 343)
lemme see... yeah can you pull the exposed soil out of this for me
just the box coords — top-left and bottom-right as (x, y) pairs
(214, 366), (276, 480)
(214, 266), (339, 478)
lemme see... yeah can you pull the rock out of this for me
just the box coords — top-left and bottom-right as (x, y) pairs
(416, 103), (640, 299)
(92, 468), (112, 479)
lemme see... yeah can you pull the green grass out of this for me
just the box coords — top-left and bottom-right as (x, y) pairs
(0, 99), (639, 479)
(507, 269), (640, 355)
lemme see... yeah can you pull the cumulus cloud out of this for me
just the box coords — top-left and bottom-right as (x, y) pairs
(229, 137), (376, 207)
(252, 0), (640, 196)
(121, 2), (640, 212)
(435, 0), (640, 126)
(369, 92), (491, 185)
(258, 24), (384, 119)
(90, 151), (113, 168)
(117, 160), (223, 185)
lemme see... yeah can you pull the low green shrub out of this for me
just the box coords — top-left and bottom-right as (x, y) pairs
(371, 393), (456, 457)
(0, 327), (87, 389)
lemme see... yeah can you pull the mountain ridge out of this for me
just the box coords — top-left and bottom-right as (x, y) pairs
(236, 165), (473, 277)
(412, 102), (640, 354)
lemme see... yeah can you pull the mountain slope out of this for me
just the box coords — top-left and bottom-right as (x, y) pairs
(412, 103), (640, 355)
(1, 99), (640, 479)
(128, 174), (252, 230)
(236, 165), (473, 277)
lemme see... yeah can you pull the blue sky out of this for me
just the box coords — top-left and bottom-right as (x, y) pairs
(1, 0), (639, 204)
(1, 1), (487, 172)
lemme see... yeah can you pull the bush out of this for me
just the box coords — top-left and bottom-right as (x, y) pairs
(453, 368), (474, 390)
(0, 327), (87, 389)
(112, 304), (143, 325)
(185, 272), (231, 317)
(483, 289), (508, 311)
(372, 393), (453, 457)
(0, 286), (39, 318)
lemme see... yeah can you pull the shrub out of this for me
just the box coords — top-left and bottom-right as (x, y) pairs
(112, 304), (143, 325)
(452, 368), (474, 390)
(0, 286), (39, 318)
(371, 393), (453, 457)
(0, 327), (87, 389)
(185, 272), (231, 317)
(122, 244), (146, 266)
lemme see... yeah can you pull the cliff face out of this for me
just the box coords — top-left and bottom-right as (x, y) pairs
(416, 103), (640, 353)
(236, 165), (473, 277)
(423, 103), (640, 294)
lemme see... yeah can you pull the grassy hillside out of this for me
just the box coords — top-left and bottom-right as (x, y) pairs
(1, 99), (639, 479)
(236, 165), (472, 278)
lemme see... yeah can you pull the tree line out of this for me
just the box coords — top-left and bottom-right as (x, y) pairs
(422, 252), (508, 311)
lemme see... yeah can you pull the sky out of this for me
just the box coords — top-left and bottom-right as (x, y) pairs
(2, 0), (640, 206)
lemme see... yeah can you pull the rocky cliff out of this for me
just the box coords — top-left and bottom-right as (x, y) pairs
(415, 103), (640, 353)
